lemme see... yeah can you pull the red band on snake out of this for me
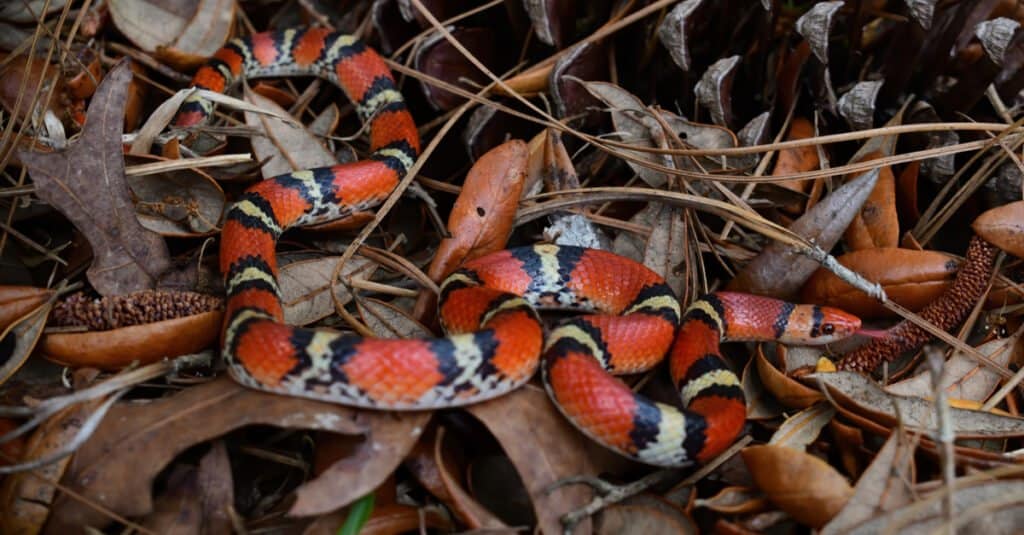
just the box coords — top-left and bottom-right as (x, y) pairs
(179, 28), (862, 467)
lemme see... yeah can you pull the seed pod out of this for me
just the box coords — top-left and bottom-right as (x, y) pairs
(42, 290), (222, 369)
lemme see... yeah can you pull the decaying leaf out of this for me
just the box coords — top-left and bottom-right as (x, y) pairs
(885, 331), (1018, 402)
(244, 86), (340, 178)
(809, 371), (1024, 438)
(47, 377), (429, 527)
(768, 402), (835, 450)
(20, 60), (171, 296)
(822, 432), (916, 535)
(0, 395), (108, 535)
(466, 386), (597, 535)
(840, 480), (1024, 535)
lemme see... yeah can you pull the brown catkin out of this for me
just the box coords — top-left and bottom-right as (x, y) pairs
(837, 236), (998, 372)
(50, 290), (223, 331)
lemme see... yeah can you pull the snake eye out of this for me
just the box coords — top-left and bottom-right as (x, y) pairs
(821, 323), (835, 336)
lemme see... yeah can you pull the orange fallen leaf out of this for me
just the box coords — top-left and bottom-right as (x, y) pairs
(742, 445), (853, 528)
(800, 247), (958, 318)
(973, 199), (1024, 258)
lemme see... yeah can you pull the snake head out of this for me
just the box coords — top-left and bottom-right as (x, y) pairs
(779, 305), (862, 345)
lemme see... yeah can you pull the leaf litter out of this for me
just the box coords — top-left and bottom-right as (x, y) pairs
(5, 1), (1024, 533)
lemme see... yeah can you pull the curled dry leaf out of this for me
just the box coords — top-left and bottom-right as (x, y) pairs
(837, 80), (883, 131)
(800, 248), (958, 318)
(0, 395), (107, 535)
(840, 480), (1024, 535)
(47, 377), (427, 527)
(243, 86), (339, 178)
(426, 139), (528, 281)
(0, 286), (53, 332)
(808, 371), (1024, 438)
(976, 17), (1020, 65)
(768, 402), (835, 450)
(795, 1), (844, 64)
(972, 199), (1024, 258)
(694, 55), (740, 126)
(657, 0), (705, 71)
(741, 445), (853, 529)
(403, 427), (508, 529)
(757, 344), (827, 405)
(885, 330), (1019, 401)
(108, 0), (235, 69)
(728, 168), (880, 299)
(20, 60), (171, 296)
(41, 310), (222, 369)
(466, 386), (597, 535)
(695, 486), (768, 515)
(0, 290), (57, 384)
(821, 432), (916, 535)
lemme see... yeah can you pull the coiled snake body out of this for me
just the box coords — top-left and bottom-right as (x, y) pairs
(177, 28), (861, 467)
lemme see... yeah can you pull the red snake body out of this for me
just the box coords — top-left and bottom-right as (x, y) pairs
(178, 28), (861, 466)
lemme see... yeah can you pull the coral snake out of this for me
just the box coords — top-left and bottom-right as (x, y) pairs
(176, 27), (862, 467)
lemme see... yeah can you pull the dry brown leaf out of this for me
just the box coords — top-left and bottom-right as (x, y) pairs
(768, 402), (835, 450)
(809, 371), (1024, 437)
(0, 286), (53, 332)
(403, 427), (508, 529)
(840, 480), (1024, 535)
(0, 52), (66, 122)
(197, 440), (233, 534)
(466, 386), (597, 535)
(885, 331), (1019, 401)
(727, 168), (880, 299)
(800, 247), (958, 318)
(0, 396), (107, 535)
(20, 60), (171, 296)
(142, 465), (203, 534)
(754, 344), (824, 409)
(47, 377), (425, 527)
(0, 290), (56, 384)
(243, 87), (339, 178)
(742, 445), (853, 528)
(822, 432), (916, 535)
(40, 310), (222, 369)
(772, 117), (820, 212)
(973, 199), (1024, 258)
